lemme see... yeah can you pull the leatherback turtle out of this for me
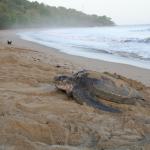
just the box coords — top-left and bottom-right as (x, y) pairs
(54, 70), (143, 113)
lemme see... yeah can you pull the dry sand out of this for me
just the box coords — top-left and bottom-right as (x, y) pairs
(0, 30), (150, 150)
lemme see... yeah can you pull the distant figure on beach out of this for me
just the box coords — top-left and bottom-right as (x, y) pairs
(7, 40), (12, 45)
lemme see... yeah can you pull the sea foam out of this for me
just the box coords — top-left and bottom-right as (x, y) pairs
(18, 25), (150, 69)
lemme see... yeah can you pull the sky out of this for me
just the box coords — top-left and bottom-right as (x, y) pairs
(29, 0), (150, 25)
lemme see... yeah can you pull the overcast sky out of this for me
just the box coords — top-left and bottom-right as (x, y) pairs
(29, 0), (150, 25)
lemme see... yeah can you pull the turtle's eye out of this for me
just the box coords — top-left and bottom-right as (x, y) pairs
(60, 76), (68, 81)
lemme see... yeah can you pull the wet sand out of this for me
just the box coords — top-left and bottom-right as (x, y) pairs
(0, 29), (150, 150)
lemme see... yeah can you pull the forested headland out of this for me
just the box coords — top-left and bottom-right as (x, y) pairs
(0, 0), (115, 29)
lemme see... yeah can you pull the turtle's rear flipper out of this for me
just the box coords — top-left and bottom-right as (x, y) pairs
(73, 88), (121, 113)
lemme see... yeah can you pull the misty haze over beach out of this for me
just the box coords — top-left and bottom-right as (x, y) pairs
(29, 0), (150, 25)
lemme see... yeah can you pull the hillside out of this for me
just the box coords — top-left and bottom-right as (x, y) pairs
(0, 0), (115, 29)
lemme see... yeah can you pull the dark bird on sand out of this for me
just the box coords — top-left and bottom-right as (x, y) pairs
(7, 40), (12, 45)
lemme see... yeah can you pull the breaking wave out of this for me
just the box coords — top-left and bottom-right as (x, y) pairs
(18, 25), (150, 69)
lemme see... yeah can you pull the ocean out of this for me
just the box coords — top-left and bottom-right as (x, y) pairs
(18, 25), (150, 69)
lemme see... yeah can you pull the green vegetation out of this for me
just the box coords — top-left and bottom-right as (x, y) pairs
(0, 0), (115, 29)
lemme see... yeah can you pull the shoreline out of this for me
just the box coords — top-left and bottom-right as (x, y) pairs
(0, 29), (150, 86)
(18, 27), (150, 70)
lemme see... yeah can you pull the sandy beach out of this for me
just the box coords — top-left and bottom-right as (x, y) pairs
(0, 29), (150, 150)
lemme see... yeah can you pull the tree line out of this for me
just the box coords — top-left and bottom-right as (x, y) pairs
(0, 0), (115, 29)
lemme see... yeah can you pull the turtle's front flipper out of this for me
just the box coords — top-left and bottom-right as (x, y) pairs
(73, 88), (121, 113)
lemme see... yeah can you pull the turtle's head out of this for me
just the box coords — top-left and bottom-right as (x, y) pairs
(54, 75), (74, 95)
